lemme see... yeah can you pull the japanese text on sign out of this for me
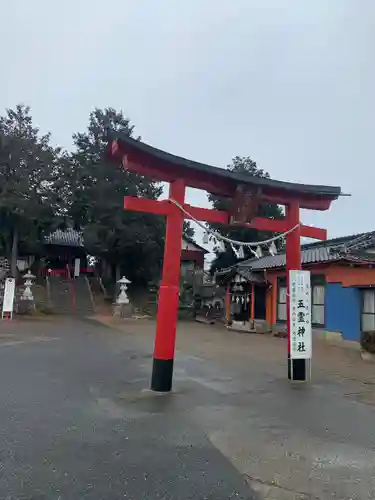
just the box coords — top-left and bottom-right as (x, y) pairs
(289, 270), (311, 359)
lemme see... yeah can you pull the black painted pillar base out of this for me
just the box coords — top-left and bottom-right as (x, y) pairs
(288, 354), (307, 381)
(151, 358), (174, 392)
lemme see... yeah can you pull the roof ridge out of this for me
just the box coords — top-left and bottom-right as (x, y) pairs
(301, 231), (371, 249)
(235, 232), (375, 268)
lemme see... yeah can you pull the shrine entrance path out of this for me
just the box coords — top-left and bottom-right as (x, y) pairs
(96, 317), (375, 500)
(1, 318), (374, 500)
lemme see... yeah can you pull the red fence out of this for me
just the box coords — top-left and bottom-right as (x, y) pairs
(40, 268), (69, 278)
(40, 267), (95, 278)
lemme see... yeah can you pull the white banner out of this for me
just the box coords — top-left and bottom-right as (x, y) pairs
(289, 270), (312, 359)
(74, 258), (80, 277)
(2, 278), (15, 315)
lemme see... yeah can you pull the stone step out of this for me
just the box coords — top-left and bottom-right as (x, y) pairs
(47, 276), (95, 316)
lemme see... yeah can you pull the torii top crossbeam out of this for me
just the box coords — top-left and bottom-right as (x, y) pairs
(108, 134), (341, 210)
(106, 134), (342, 391)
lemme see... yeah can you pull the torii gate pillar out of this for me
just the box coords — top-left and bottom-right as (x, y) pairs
(151, 179), (185, 391)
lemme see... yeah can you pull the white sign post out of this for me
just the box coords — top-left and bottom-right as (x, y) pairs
(289, 270), (311, 380)
(2, 277), (15, 320)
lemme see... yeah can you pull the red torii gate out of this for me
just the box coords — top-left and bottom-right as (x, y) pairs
(107, 135), (341, 392)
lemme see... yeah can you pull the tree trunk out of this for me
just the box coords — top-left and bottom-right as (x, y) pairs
(102, 259), (111, 282)
(115, 264), (121, 282)
(10, 227), (18, 278)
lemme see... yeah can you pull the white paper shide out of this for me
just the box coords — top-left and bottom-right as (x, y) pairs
(289, 270), (311, 359)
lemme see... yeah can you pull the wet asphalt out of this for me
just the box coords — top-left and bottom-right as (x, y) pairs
(2, 318), (375, 499)
(0, 319), (256, 499)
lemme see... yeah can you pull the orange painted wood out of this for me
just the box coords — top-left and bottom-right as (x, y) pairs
(118, 150), (337, 210)
(261, 193), (333, 211)
(300, 226), (327, 240)
(265, 288), (271, 325)
(325, 266), (375, 287)
(250, 282), (255, 322)
(123, 155), (174, 183)
(123, 197), (171, 216)
(225, 284), (231, 324)
(184, 205), (229, 224)
(154, 179), (186, 360)
(270, 276), (278, 325)
(124, 197), (326, 240)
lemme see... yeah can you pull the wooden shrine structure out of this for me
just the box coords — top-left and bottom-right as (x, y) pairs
(106, 135), (341, 392)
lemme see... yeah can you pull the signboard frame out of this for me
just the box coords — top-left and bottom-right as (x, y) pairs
(289, 270), (312, 361)
(2, 277), (15, 320)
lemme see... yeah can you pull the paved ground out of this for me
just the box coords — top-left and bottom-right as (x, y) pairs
(1, 317), (375, 499)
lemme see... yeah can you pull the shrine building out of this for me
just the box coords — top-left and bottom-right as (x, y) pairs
(13, 229), (206, 281)
(216, 231), (375, 343)
(13, 228), (88, 277)
(180, 236), (208, 277)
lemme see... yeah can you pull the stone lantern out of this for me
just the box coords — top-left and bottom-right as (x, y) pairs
(114, 276), (132, 318)
(22, 270), (36, 302)
(16, 269), (36, 314)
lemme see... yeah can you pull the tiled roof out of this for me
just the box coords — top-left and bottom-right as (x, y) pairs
(44, 229), (83, 247)
(238, 247), (334, 271)
(235, 231), (375, 272)
(183, 236), (209, 253)
(237, 267), (265, 283)
(215, 265), (265, 284)
(299, 232), (365, 247)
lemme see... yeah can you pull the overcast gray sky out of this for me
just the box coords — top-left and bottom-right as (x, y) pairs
(3, 0), (374, 249)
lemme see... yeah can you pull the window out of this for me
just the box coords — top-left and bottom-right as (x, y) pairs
(312, 284), (325, 326)
(277, 280), (287, 321)
(362, 289), (375, 332)
(276, 275), (325, 325)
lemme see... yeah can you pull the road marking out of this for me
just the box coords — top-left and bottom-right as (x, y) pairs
(0, 340), (25, 347)
(0, 338), (59, 348)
